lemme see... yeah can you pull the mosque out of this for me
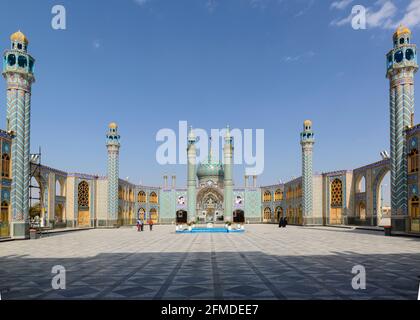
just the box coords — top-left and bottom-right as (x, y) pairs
(0, 25), (419, 240)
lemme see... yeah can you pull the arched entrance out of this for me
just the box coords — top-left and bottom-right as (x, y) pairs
(55, 203), (65, 228)
(263, 207), (271, 222)
(298, 205), (303, 225)
(138, 207), (146, 220)
(233, 210), (245, 223)
(374, 170), (391, 226)
(128, 207), (133, 225)
(176, 210), (188, 223)
(150, 208), (158, 224)
(197, 187), (224, 223)
(77, 181), (90, 227)
(118, 206), (123, 225)
(357, 202), (366, 221)
(409, 196), (420, 232)
(29, 175), (46, 226)
(0, 201), (10, 237)
(275, 206), (283, 222)
(356, 176), (366, 193)
(330, 178), (343, 225)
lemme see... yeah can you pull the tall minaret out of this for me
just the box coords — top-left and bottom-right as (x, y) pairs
(106, 122), (120, 226)
(3, 31), (35, 238)
(187, 126), (197, 222)
(300, 120), (315, 225)
(387, 25), (418, 231)
(223, 126), (234, 222)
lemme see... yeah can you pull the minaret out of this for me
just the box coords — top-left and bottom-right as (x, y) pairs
(223, 126), (234, 222)
(187, 126), (197, 222)
(300, 120), (315, 225)
(387, 25), (418, 231)
(3, 31), (35, 238)
(106, 122), (120, 226)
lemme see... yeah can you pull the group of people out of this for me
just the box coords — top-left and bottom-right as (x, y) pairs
(279, 216), (288, 228)
(136, 218), (154, 232)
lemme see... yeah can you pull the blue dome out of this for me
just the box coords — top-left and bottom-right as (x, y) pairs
(197, 160), (224, 179)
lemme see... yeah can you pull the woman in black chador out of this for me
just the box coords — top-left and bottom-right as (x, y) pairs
(279, 217), (284, 228)
(283, 217), (288, 228)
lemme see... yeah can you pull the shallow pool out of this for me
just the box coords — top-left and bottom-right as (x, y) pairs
(176, 227), (245, 233)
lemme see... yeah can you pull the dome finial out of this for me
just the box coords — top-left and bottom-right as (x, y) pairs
(394, 24), (411, 38)
(10, 30), (29, 44)
(109, 122), (118, 129)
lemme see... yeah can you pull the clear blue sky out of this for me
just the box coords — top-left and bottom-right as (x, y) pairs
(0, 0), (415, 194)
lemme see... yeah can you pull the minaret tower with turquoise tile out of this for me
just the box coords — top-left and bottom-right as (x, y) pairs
(300, 120), (315, 225)
(3, 31), (35, 238)
(223, 126), (234, 222)
(386, 25), (418, 231)
(187, 126), (197, 222)
(106, 122), (120, 226)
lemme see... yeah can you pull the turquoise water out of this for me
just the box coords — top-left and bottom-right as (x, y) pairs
(176, 227), (245, 233)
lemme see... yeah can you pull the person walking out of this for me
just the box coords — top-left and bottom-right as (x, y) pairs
(136, 218), (141, 232)
(279, 217), (284, 228)
(149, 218), (153, 231)
(283, 217), (288, 228)
(140, 219), (144, 232)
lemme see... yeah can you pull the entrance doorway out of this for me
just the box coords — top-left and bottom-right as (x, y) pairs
(176, 210), (187, 223)
(0, 201), (10, 237)
(330, 179), (343, 225)
(233, 210), (245, 223)
(77, 181), (91, 228)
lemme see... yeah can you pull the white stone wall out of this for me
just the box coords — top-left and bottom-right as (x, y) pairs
(65, 177), (75, 221)
(95, 178), (108, 221)
(312, 175), (323, 221)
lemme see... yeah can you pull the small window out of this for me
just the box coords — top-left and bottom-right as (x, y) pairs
(7, 54), (16, 66)
(17, 55), (27, 68)
(29, 59), (34, 72)
(395, 50), (404, 63)
(400, 38), (405, 45)
(17, 43), (22, 50)
(1, 154), (10, 178)
(407, 38), (410, 44)
(406, 48), (415, 61)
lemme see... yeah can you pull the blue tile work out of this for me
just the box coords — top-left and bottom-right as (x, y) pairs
(387, 26), (418, 224)
(3, 32), (35, 238)
(106, 123), (120, 223)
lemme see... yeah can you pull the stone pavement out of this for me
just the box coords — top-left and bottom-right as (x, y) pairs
(0, 225), (419, 300)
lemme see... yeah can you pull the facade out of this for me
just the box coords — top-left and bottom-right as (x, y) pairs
(0, 130), (12, 238)
(1, 27), (420, 239)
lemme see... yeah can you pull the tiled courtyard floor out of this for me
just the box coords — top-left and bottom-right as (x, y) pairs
(1, 225), (420, 300)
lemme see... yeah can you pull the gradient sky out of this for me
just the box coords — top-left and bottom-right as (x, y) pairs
(0, 0), (416, 200)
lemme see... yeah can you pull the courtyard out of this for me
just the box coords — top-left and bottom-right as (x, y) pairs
(0, 225), (419, 300)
